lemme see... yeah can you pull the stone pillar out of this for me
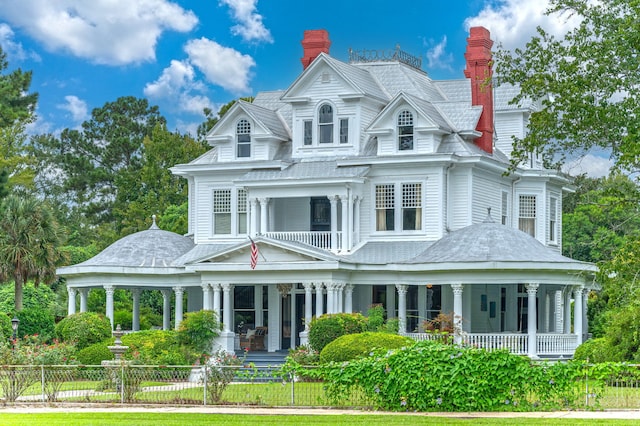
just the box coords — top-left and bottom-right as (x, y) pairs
(259, 198), (269, 234)
(212, 283), (221, 320)
(340, 195), (349, 252)
(315, 282), (324, 317)
(162, 289), (171, 330)
(67, 287), (77, 316)
(131, 288), (141, 332)
(79, 288), (88, 313)
(344, 284), (354, 313)
(396, 284), (408, 334)
(564, 288), (572, 334)
(173, 286), (184, 330)
(526, 283), (539, 358)
(329, 196), (338, 252)
(222, 283), (233, 333)
(303, 283), (313, 331)
(202, 284), (212, 310)
(104, 285), (115, 329)
(451, 283), (464, 344)
(573, 286), (584, 345)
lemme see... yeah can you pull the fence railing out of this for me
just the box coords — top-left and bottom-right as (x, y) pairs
(2, 363), (640, 409)
(264, 231), (342, 251)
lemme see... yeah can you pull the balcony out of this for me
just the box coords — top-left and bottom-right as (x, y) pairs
(264, 231), (343, 251)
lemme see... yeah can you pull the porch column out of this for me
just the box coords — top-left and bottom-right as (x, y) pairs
(67, 287), (77, 316)
(564, 288), (572, 334)
(173, 286), (184, 330)
(554, 290), (563, 333)
(396, 284), (408, 334)
(344, 284), (354, 313)
(162, 289), (171, 330)
(583, 289), (589, 341)
(202, 284), (212, 310)
(222, 283), (233, 333)
(131, 288), (140, 332)
(212, 283), (221, 320)
(315, 283), (324, 317)
(259, 198), (269, 234)
(543, 290), (550, 333)
(340, 195), (348, 251)
(526, 283), (539, 358)
(326, 282), (334, 314)
(329, 196), (338, 252)
(255, 285), (263, 327)
(303, 282), (313, 331)
(573, 286), (584, 345)
(353, 196), (361, 245)
(250, 198), (258, 237)
(451, 283), (464, 344)
(336, 282), (345, 313)
(104, 285), (115, 329)
(79, 289), (88, 313)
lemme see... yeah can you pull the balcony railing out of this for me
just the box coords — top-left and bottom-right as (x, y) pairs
(404, 332), (578, 357)
(263, 231), (342, 251)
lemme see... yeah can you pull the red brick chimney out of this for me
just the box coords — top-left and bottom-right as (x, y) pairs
(464, 26), (494, 154)
(301, 30), (331, 70)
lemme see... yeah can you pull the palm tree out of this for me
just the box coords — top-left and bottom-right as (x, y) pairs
(0, 195), (64, 310)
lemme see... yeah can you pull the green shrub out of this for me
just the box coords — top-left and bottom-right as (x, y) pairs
(308, 313), (367, 352)
(55, 312), (112, 350)
(76, 340), (115, 365)
(0, 312), (11, 340)
(113, 310), (132, 330)
(366, 305), (385, 331)
(177, 310), (220, 355)
(16, 307), (56, 341)
(320, 332), (414, 364)
(122, 330), (195, 365)
(573, 337), (612, 363)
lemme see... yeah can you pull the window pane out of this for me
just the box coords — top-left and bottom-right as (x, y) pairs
(303, 120), (312, 145)
(376, 184), (395, 231)
(339, 118), (348, 144)
(402, 183), (422, 230)
(234, 286), (255, 310)
(214, 213), (231, 234)
(319, 123), (333, 143)
(319, 104), (333, 123)
(398, 111), (414, 151)
(319, 104), (333, 144)
(213, 190), (231, 234)
(518, 195), (536, 237)
(236, 120), (251, 158)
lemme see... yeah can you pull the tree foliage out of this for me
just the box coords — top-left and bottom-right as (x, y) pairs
(0, 47), (38, 129)
(494, 0), (640, 173)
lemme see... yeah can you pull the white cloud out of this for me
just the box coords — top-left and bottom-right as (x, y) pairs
(144, 60), (214, 116)
(184, 37), (255, 93)
(424, 36), (453, 71)
(465, 0), (579, 51)
(57, 95), (88, 123)
(0, 23), (40, 62)
(0, 1), (198, 65)
(563, 154), (613, 178)
(220, 0), (272, 43)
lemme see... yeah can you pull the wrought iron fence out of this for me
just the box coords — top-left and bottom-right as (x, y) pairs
(2, 363), (640, 409)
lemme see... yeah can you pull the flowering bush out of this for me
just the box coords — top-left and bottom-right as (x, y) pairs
(203, 350), (244, 403)
(55, 312), (112, 350)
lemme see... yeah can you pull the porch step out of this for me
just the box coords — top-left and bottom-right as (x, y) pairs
(243, 350), (288, 367)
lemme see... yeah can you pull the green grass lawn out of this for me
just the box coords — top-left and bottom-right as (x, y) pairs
(0, 413), (637, 426)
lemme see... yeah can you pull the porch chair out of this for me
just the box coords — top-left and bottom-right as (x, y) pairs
(240, 326), (268, 351)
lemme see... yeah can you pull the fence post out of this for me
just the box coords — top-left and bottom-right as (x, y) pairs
(203, 364), (208, 406)
(120, 364), (125, 404)
(290, 372), (295, 406)
(41, 365), (45, 402)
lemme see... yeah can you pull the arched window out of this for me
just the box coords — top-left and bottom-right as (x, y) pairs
(397, 110), (414, 151)
(236, 119), (251, 158)
(318, 104), (333, 144)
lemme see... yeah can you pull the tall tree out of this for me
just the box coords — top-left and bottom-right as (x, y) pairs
(494, 0), (640, 173)
(0, 47), (38, 129)
(195, 97), (253, 141)
(0, 122), (36, 191)
(0, 195), (65, 311)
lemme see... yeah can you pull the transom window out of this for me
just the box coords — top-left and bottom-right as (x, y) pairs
(518, 195), (536, 237)
(375, 182), (423, 232)
(318, 104), (334, 144)
(397, 110), (414, 151)
(236, 119), (251, 158)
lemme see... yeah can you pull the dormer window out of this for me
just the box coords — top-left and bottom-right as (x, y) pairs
(397, 110), (414, 151)
(318, 104), (334, 144)
(236, 119), (251, 158)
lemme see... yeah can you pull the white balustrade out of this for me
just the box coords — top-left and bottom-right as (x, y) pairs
(264, 231), (343, 251)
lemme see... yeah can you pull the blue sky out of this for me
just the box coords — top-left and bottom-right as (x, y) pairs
(0, 0), (611, 176)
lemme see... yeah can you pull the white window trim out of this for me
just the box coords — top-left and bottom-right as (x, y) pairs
(212, 187), (248, 238)
(372, 180), (425, 234)
(518, 194), (537, 238)
(548, 196), (558, 245)
(236, 118), (251, 159)
(299, 101), (353, 147)
(396, 109), (415, 152)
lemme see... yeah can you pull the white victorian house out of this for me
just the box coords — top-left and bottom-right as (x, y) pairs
(57, 27), (597, 358)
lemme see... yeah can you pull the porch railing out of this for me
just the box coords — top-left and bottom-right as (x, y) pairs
(263, 231), (342, 251)
(404, 332), (578, 357)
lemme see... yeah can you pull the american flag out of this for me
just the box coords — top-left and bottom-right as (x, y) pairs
(250, 239), (258, 269)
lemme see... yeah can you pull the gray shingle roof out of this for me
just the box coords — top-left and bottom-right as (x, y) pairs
(343, 241), (432, 264)
(321, 54), (389, 101)
(173, 243), (238, 266)
(239, 100), (290, 140)
(356, 62), (445, 101)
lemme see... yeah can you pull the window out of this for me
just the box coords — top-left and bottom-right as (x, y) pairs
(376, 184), (395, 231)
(501, 191), (509, 225)
(375, 182), (423, 232)
(518, 195), (536, 237)
(339, 118), (349, 144)
(303, 120), (312, 145)
(549, 197), (558, 243)
(236, 119), (251, 158)
(402, 183), (422, 230)
(237, 189), (247, 234)
(397, 110), (414, 151)
(213, 189), (232, 234)
(318, 104), (333, 144)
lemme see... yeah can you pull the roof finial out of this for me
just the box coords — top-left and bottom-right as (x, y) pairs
(483, 207), (495, 223)
(150, 214), (159, 230)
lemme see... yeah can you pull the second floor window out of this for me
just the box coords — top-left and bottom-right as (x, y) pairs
(213, 189), (232, 234)
(518, 195), (536, 237)
(236, 119), (251, 158)
(501, 191), (509, 225)
(375, 182), (423, 232)
(398, 110), (414, 151)
(549, 197), (558, 243)
(237, 189), (247, 234)
(318, 104), (333, 144)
